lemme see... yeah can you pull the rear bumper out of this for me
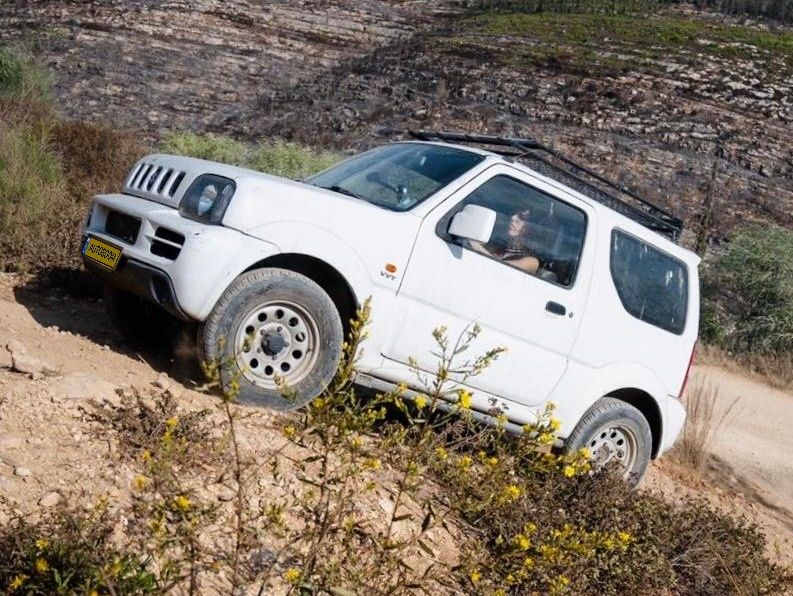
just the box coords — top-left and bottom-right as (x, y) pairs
(657, 395), (687, 456)
(83, 249), (190, 321)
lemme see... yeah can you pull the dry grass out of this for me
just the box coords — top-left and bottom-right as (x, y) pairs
(673, 372), (739, 470)
(698, 344), (793, 390)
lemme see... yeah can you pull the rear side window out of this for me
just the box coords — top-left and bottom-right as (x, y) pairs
(610, 230), (688, 334)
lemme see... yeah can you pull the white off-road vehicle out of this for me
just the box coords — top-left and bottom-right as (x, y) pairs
(82, 130), (699, 480)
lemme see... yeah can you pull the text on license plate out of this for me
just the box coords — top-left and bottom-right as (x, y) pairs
(82, 237), (122, 270)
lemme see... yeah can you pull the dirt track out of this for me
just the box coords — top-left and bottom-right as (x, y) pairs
(1, 272), (792, 565)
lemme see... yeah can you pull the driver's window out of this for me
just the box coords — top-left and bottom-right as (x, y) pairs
(444, 175), (587, 287)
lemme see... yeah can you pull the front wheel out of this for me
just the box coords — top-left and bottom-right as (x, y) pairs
(563, 397), (652, 486)
(200, 268), (343, 410)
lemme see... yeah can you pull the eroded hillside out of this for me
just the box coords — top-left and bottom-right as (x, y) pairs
(0, 0), (791, 243)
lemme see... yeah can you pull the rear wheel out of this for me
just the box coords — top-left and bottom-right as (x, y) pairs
(563, 397), (652, 486)
(200, 268), (343, 410)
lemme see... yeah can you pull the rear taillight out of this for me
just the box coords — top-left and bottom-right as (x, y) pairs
(679, 341), (698, 398)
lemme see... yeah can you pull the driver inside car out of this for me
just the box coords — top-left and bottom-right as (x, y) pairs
(468, 208), (541, 275)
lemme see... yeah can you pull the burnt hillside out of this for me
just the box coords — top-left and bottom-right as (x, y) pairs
(0, 0), (790, 245)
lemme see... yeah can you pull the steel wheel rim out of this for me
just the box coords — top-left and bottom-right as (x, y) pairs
(587, 424), (639, 477)
(234, 300), (320, 390)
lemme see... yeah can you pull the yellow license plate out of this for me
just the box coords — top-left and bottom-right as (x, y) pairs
(82, 236), (122, 271)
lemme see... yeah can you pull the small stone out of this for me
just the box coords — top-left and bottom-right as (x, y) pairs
(6, 341), (51, 376)
(39, 492), (61, 507)
(50, 372), (118, 402)
(14, 466), (32, 478)
(153, 373), (171, 391)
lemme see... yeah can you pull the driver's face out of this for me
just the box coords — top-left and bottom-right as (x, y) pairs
(508, 212), (529, 237)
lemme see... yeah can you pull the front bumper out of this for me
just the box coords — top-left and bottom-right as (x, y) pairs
(83, 251), (189, 320)
(83, 193), (279, 320)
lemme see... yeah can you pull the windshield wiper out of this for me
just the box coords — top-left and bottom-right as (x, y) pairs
(321, 184), (367, 202)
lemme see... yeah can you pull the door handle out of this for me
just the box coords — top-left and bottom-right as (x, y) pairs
(545, 301), (567, 316)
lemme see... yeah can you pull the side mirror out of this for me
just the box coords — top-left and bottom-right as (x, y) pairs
(448, 204), (497, 243)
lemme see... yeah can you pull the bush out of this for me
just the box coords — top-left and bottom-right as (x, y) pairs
(0, 47), (23, 95)
(0, 46), (146, 278)
(0, 505), (158, 594)
(701, 223), (793, 356)
(161, 131), (340, 179)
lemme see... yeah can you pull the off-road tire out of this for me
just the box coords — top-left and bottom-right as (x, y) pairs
(564, 397), (652, 486)
(200, 268), (343, 410)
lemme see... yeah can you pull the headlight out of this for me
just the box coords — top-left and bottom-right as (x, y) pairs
(179, 174), (236, 224)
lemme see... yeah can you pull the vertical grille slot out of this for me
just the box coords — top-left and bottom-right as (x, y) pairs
(167, 172), (185, 197)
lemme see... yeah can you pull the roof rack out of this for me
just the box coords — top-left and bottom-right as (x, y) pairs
(377, 128), (684, 242)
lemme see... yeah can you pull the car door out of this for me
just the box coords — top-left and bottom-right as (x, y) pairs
(382, 164), (595, 408)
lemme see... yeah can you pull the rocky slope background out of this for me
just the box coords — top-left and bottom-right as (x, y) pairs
(0, 0), (791, 246)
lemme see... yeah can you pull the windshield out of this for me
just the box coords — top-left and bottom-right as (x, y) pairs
(307, 143), (486, 211)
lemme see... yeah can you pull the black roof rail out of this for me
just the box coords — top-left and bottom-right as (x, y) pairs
(377, 128), (684, 242)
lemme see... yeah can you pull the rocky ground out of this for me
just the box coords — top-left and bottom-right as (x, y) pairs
(1, 271), (792, 579)
(0, 272), (468, 593)
(0, 0), (790, 245)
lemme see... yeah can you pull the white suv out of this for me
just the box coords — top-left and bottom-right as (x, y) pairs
(82, 130), (699, 480)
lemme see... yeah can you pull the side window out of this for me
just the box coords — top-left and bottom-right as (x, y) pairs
(610, 230), (688, 334)
(440, 175), (587, 287)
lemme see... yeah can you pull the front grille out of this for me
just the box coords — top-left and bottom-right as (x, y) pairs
(126, 162), (185, 199)
(150, 226), (185, 260)
(105, 210), (141, 244)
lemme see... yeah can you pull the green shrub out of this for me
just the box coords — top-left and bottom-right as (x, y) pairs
(0, 123), (62, 236)
(0, 505), (158, 594)
(0, 48), (23, 95)
(702, 223), (793, 355)
(161, 131), (339, 179)
(0, 47), (52, 100)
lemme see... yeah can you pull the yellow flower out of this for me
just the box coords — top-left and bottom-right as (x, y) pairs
(88, 591), (99, 596)
(350, 435), (362, 449)
(35, 558), (49, 573)
(8, 574), (27, 591)
(283, 425), (297, 439)
(457, 390), (472, 410)
(523, 557), (534, 569)
(458, 455), (472, 469)
(284, 568), (301, 584)
(173, 495), (192, 511)
(396, 382), (408, 394)
(578, 447), (591, 459)
(539, 432), (554, 445)
(486, 456), (499, 467)
(165, 417), (178, 429)
(469, 569), (481, 584)
(133, 475), (148, 490)
(500, 484), (522, 503)
(563, 465), (576, 478)
(618, 531), (633, 545)
(524, 522), (538, 534)
(312, 397), (325, 409)
(550, 418), (561, 431)
(435, 447), (448, 461)
(35, 538), (48, 550)
(414, 395), (427, 409)
(363, 458), (382, 471)
(513, 533), (531, 550)
(141, 449), (152, 463)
